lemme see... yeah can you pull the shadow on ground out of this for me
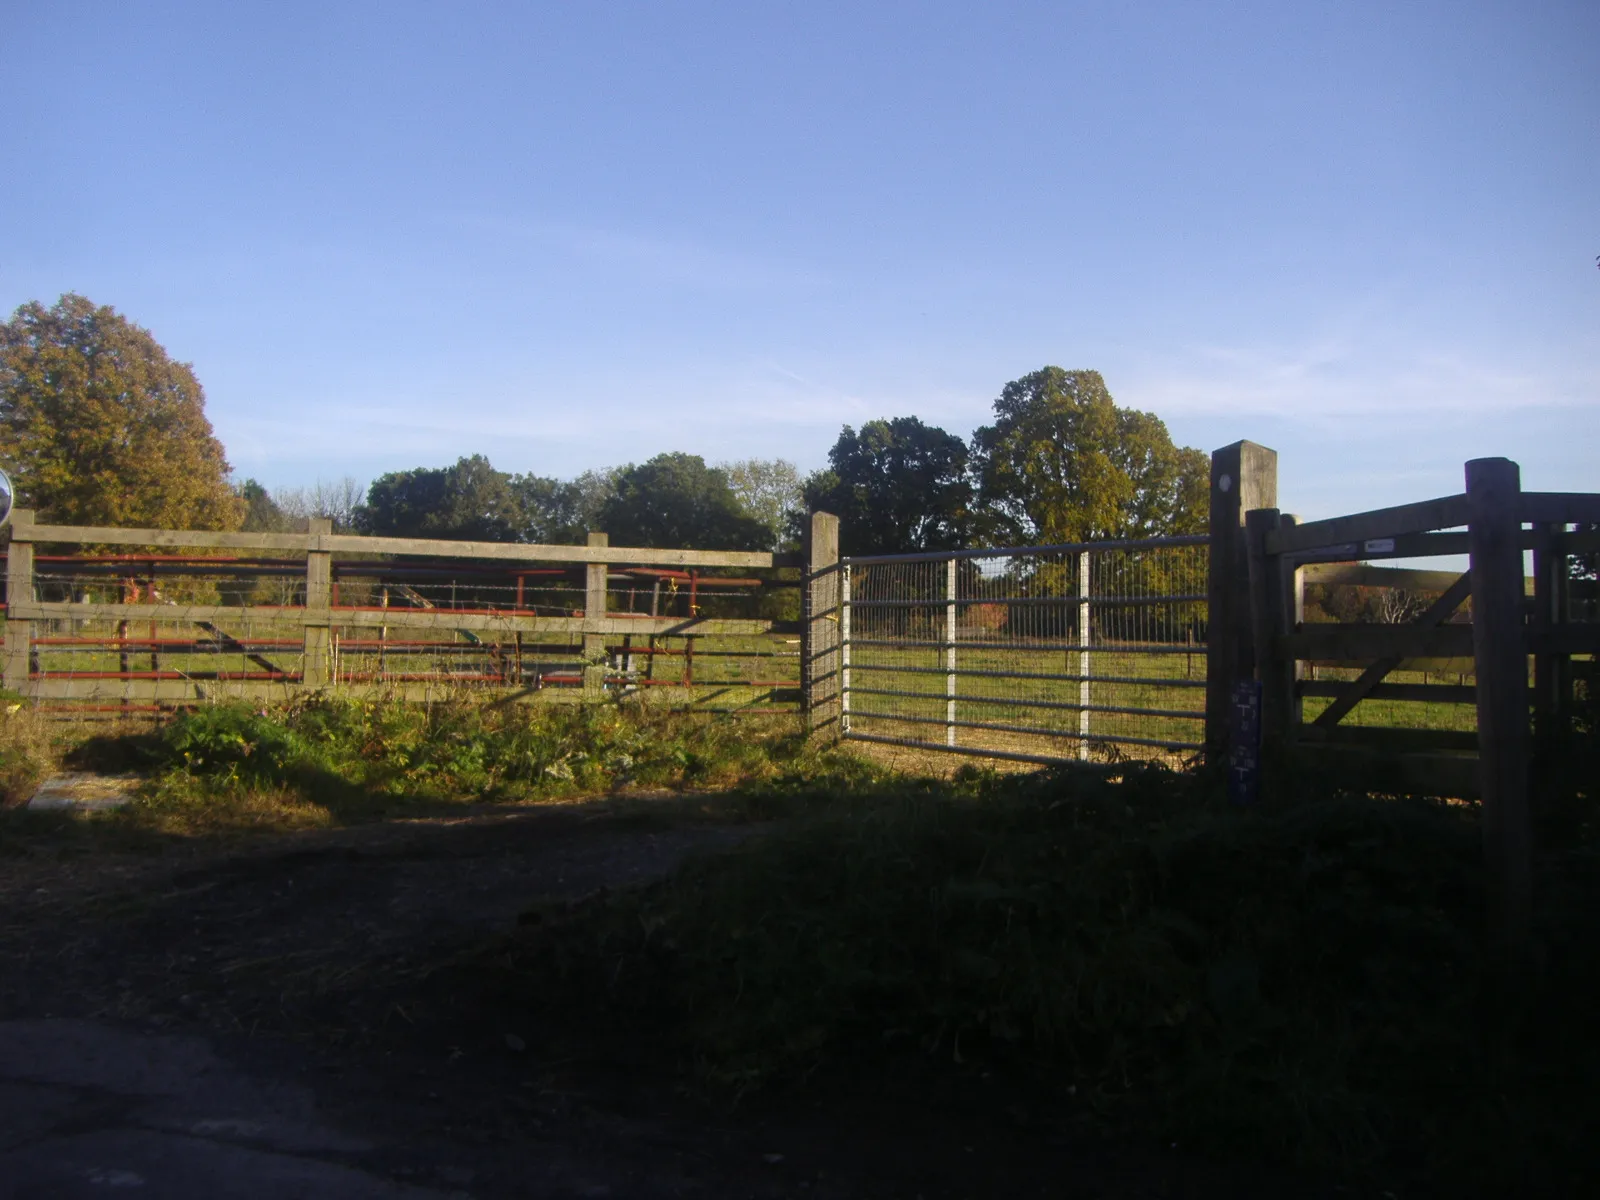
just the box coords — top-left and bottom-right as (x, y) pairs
(0, 797), (1337, 1199)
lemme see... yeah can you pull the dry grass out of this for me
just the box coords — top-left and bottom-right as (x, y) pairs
(0, 701), (65, 805)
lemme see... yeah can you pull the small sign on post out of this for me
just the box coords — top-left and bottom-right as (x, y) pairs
(1228, 679), (1262, 806)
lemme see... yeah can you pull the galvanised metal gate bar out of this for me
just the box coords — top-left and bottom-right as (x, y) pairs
(839, 535), (1209, 766)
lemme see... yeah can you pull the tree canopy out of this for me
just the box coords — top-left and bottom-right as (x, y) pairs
(600, 453), (771, 551)
(236, 480), (288, 532)
(720, 458), (801, 550)
(510, 468), (616, 545)
(970, 368), (1207, 544)
(799, 417), (972, 556)
(361, 455), (524, 542)
(0, 294), (241, 528)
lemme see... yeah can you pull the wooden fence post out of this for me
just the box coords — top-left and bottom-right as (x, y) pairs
(1205, 442), (1278, 764)
(3, 509), (35, 697)
(802, 512), (841, 736)
(1466, 457), (1531, 967)
(301, 517), (333, 690)
(584, 532), (608, 699)
(1531, 521), (1571, 733)
(1246, 508), (1298, 752)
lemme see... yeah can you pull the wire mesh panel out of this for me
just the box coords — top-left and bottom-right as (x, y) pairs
(841, 537), (1208, 765)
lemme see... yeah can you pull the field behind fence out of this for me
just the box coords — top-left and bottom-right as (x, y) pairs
(837, 537), (1210, 766)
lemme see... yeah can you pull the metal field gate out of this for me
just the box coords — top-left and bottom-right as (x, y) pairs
(838, 536), (1209, 766)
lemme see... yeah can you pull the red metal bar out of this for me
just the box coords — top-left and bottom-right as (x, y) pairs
(31, 671), (300, 681)
(331, 673), (508, 683)
(33, 637), (303, 648)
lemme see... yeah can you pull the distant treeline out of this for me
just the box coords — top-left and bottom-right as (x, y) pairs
(4, 295), (1206, 556)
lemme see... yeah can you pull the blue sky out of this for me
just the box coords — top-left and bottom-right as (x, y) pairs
(3, 0), (1596, 523)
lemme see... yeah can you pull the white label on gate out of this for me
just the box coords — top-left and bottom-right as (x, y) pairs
(1364, 538), (1396, 554)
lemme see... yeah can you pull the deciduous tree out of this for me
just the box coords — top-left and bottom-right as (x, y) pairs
(361, 456), (522, 542)
(272, 477), (367, 533)
(720, 458), (801, 550)
(970, 368), (1207, 544)
(509, 468), (617, 545)
(798, 418), (972, 556)
(0, 294), (241, 528)
(236, 479), (288, 532)
(600, 453), (770, 550)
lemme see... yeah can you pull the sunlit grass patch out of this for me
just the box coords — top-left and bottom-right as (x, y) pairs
(0, 694), (877, 849)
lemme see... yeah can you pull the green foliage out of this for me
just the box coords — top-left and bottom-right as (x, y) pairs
(236, 479), (289, 532)
(719, 458), (801, 551)
(496, 766), (1598, 1193)
(600, 453), (772, 551)
(970, 368), (1208, 543)
(1573, 523), (1598, 583)
(0, 293), (242, 529)
(362, 455), (524, 541)
(136, 697), (821, 810)
(510, 470), (612, 544)
(798, 417), (972, 556)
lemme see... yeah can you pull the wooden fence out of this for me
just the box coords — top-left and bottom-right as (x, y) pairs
(2, 511), (804, 711)
(1231, 458), (1599, 960)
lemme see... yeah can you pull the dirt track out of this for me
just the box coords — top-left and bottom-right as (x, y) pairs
(0, 801), (1333, 1199)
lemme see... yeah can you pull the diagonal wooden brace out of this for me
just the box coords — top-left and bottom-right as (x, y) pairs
(1311, 571), (1472, 728)
(195, 621), (285, 676)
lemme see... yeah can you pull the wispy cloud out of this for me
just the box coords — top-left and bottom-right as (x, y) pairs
(1126, 337), (1594, 422)
(443, 213), (832, 293)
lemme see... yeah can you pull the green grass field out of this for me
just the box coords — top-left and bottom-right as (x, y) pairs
(5, 612), (803, 711)
(845, 642), (1489, 767)
(0, 612), (1519, 746)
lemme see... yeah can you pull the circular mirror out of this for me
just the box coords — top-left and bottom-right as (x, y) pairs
(0, 468), (12, 528)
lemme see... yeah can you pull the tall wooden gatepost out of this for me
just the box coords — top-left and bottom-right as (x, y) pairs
(1204, 442), (1278, 766)
(1465, 457), (1532, 967)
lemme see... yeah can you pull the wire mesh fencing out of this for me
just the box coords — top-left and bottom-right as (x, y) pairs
(840, 537), (1209, 766)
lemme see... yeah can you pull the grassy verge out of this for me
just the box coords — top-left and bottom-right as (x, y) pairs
(473, 762), (1598, 1195)
(0, 694), (870, 850)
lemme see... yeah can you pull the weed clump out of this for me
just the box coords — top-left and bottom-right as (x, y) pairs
(0, 698), (56, 806)
(150, 695), (812, 795)
(55, 695), (845, 834)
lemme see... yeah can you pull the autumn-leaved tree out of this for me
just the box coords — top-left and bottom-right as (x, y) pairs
(0, 294), (241, 528)
(970, 368), (1207, 544)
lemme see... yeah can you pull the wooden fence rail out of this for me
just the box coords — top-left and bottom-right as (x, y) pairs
(2, 509), (803, 707)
